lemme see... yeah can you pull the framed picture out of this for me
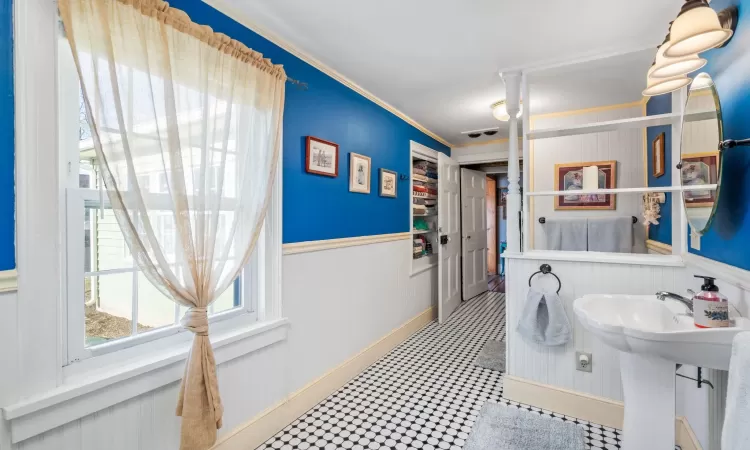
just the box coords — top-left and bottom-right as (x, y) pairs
(349, 152), (371, 194)
(305, 136), (339, 177)
(681, 152), (719, 208)
(652, 132), (665, 178)
(379, 169), (397, 198)
(554, 160), (617, 210)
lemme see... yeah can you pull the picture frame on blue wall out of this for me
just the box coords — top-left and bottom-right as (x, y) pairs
(349, 152), (371, 194)
(306, 136), (339, 177)
(379, 169), (397, 198)
(653, 132), (665, 178)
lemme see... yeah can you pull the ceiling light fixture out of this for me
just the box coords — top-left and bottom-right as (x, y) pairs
(650, 36), (706, 78)
(643, 65), (691, 97)
(491, 100), (523, 122)
(664, 1), (737, 57)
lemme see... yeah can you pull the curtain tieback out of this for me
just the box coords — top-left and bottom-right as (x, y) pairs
(181, 307), (209, 336)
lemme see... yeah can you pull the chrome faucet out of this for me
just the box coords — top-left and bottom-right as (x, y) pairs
(656, 290), (695, 314)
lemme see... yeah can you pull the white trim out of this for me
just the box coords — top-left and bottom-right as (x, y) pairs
(2, 318), (289, 443)
(526, 185), (716, 196)
(502, 375), (702, 450)
(0, 269), (17, 293)
(646, 239), (673, 255)
(410, 140), (439, 161)
(213, 308), (435, 450)
(14, 0), (64, 399)
(502, 250), (685, 267)
(283, 233), (411, 255)
(410, 262), (438, 277)
(202, 0), (452, 149)
(683, 252), (750, 291)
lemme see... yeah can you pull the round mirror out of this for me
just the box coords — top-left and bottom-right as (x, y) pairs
(680, 73), (723, 235)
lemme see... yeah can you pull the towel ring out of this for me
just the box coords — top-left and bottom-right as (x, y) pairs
(528, 264), (562, 294)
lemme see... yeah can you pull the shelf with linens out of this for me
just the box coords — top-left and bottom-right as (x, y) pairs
(412, 153), (439, 274)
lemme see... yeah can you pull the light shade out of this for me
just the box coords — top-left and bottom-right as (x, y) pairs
(491, 100), (523, 121)
(665, 2), (733, 57)
(690, 72), (714, 90)
(651, 41), (706, 78)
(643, 66), (691, 97)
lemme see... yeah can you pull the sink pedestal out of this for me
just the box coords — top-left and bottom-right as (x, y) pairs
(620, 352), (675, 450)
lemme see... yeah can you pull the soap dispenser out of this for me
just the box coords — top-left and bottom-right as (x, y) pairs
(693, 275), (730, 328)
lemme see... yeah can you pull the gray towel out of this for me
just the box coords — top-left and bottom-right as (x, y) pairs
(544, 218), (588, 251)
(587, 216), (633, 253)
(517, 288), (571, 346)
(722, 332), (750, 450)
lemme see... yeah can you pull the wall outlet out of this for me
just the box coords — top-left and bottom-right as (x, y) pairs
(576, 351), (592, 372)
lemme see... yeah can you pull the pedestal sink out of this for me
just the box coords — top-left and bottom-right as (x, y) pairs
(573, 294), (750, 450)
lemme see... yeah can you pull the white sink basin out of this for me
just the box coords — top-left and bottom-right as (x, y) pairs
(573, 294), (750, 450)
(574, 294), (750, 370)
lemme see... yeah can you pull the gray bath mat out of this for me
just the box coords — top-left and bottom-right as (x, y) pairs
(464, 403), (585, 450)
(474, 340), (505, 372)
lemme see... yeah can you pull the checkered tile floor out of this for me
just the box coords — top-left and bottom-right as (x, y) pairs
(259, 292), (622, 450)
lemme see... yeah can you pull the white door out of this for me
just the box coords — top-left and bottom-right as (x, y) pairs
(438, 153), (461, 324)
(461, 168), (488, 300)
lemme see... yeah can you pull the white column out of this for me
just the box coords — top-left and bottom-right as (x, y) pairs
(672, 87), (687, 255)
(521, 73), (530, 252)
(502, 71), (522, 252)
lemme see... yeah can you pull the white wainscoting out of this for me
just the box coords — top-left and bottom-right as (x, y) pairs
(531, 105), (648, 253)
(1, 238), (437, 449)
(505, 255), (684, 402)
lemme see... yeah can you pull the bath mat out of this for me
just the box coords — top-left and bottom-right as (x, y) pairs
(463, 403), (585, 450)
(474, 340), (505, 372)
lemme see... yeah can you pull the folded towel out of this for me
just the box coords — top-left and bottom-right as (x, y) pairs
(413, 168), (427, 175)
(413, 161), (433, 170)
(413, 174), (437, 184)
(544, 218), (588, 251)
(517, 288), (571, 346)
(588, 217), (633, 253)
(722, 331), (750, 450)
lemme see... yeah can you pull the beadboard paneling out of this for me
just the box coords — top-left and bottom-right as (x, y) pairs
(531, 106), (648, 252)
(506, 256), (683, 401)
(6, 239), (437, 448)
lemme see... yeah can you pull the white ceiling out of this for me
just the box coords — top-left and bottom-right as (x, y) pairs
(223, 0), (684, 146)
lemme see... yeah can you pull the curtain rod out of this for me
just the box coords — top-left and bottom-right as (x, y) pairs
(287, 77), (308, 90)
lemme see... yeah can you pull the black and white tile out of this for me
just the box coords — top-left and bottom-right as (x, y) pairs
(259, 292), (622, 450)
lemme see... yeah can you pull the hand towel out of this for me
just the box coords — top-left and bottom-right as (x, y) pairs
(544, 218), (588, 251)
(587, 217), (633, 253)
(722, 331), (750, 450)
(517, 288), (571, 346)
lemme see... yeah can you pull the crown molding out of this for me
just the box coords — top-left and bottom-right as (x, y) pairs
(203, 0), (453, 148)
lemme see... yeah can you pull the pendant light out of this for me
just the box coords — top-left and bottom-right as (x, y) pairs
(643, 64), (691, 97)
(491, 100), (523, 121)
(664, 0), (734, 57)
(651, 35), (706, 78)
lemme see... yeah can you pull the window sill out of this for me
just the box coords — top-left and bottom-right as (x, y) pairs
(2, 318), (289, 444)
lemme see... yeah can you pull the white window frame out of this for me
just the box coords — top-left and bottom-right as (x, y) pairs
(54, 21), (282, 368)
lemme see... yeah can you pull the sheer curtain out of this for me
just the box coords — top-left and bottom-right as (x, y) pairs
(58, 1), (286, 448)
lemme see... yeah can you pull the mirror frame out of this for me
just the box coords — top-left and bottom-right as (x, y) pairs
(679, 73), (724, 235)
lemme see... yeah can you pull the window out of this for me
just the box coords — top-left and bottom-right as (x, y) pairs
(58, 35), (275, 364)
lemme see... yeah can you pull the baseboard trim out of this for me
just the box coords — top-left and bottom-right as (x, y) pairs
(213, 307), (436, 450)
(503, 375), (702, 450)
(283, 232), (411, 255)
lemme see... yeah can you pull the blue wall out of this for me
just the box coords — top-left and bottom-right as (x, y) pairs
(0, 0), (13, 271)
(646, 94), (673, 245)
(169, 0), (450, 244)
(690, 0), (750, 269)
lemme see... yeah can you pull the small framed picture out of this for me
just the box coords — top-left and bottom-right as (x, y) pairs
(305, 136), (339, 177)
(652, 132), (665, 178)
(681, 152), (719, 208)
(554, 160), (617, 210)
(379, 169), (397, 198)
(349, 152), (371, 194)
